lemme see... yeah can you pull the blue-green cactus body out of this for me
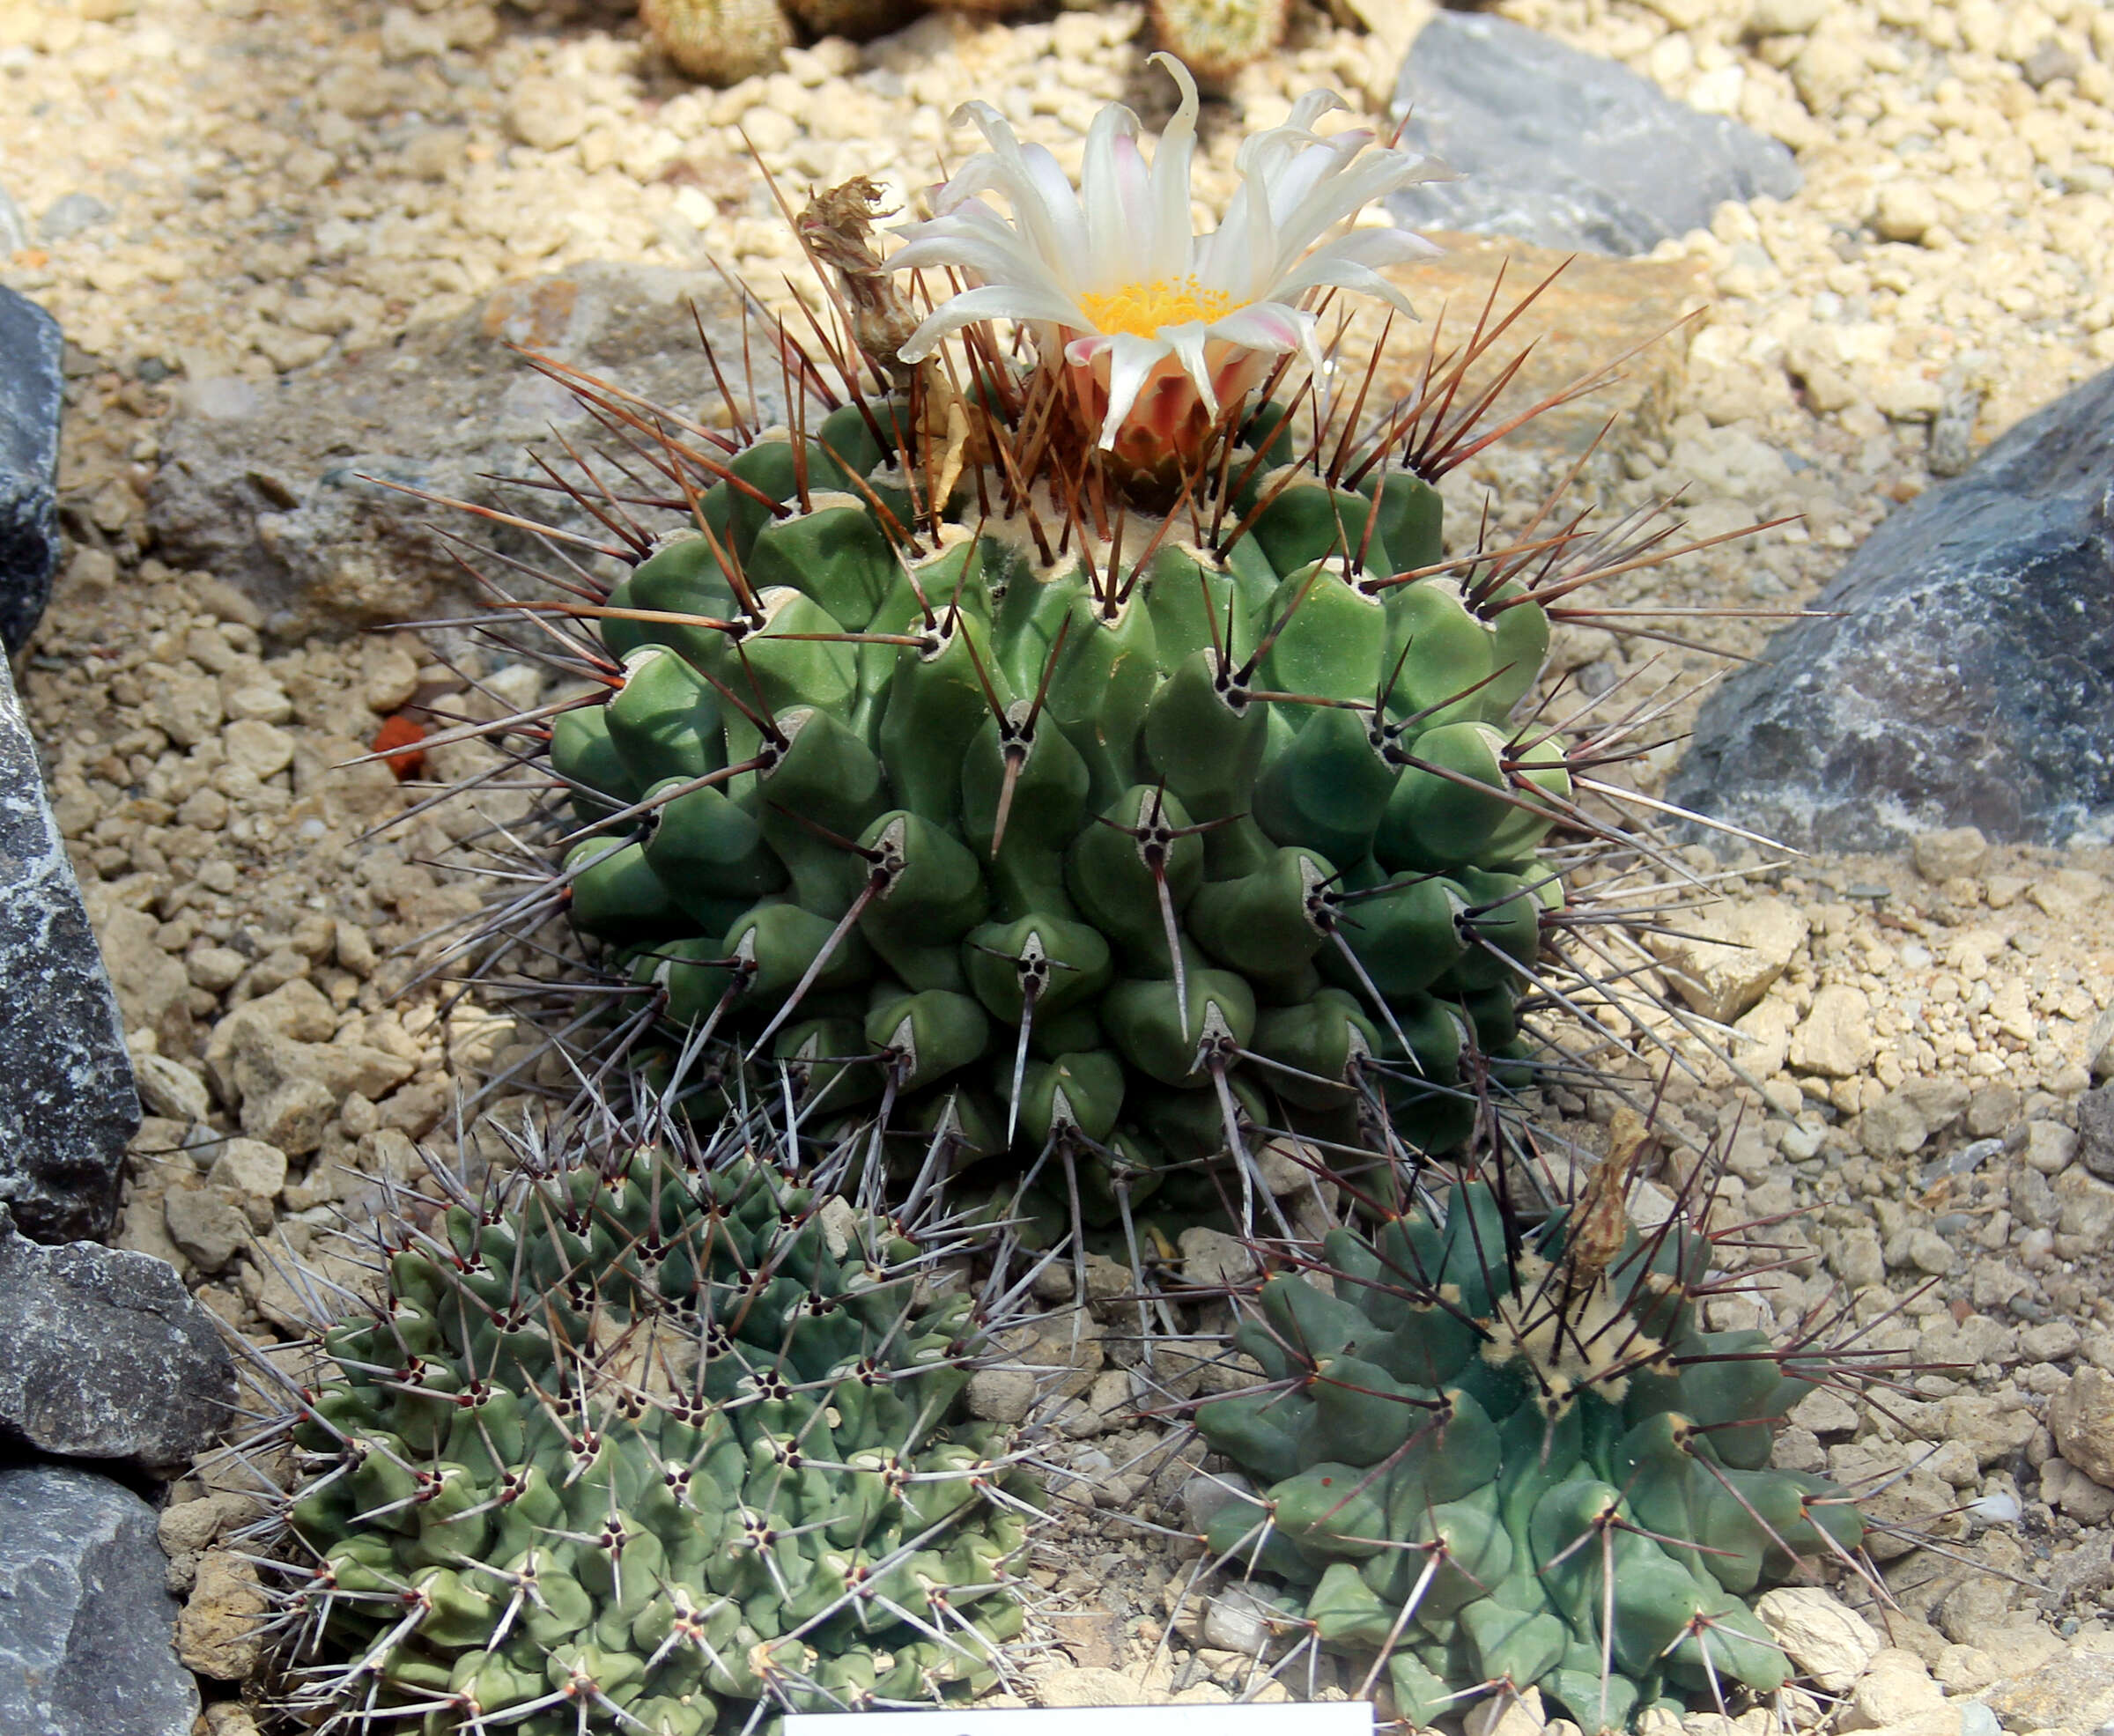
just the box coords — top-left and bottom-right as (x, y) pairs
(1194, 1182), (1864, 1730)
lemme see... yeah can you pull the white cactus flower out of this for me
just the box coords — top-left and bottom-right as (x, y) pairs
(890, 53), (1449, 484)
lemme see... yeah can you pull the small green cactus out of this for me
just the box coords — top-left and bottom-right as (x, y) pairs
(1191, 1156), (1870, 1730)
(274, 1134), (1031, 1732)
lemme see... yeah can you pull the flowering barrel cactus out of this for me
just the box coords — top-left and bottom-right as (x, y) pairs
(322, 46), (1886, 1736)
(277, 1136), (1031, 1732)
(530, 62), (1572, 1213)
(1192, 1137), (1870, 1729)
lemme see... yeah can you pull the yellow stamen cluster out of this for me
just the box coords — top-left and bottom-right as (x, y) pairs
(1075, 275), (1233, 337)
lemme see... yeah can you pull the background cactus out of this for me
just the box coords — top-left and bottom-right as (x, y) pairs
(639, 0), (1297, 84)
(1188, 1127), (1876, 1730)
(1147, 0), (1290, 84)
(270, 1128), (1032, 1733)
(639, 0), (794, 85)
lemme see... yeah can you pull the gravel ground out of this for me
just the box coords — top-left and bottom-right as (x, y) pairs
(5, 0), (2114, 1727)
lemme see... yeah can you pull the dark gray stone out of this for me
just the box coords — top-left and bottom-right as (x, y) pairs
(0, 1207), (234, 1471)
(1669, 366), (2114, 852)
(1386, 11), (1801, 255)
(150, 260), (787, 640)
(0, 652), (138, 1243)
(2081, 1082), (2114, 1185)
(0, 286), (63, 654)
(0, 1464), (198, 1736)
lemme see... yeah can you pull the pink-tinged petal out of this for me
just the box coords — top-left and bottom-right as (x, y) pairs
(1268, 226), (1444, 302)
(1081, 100), (1149, 284)
(898, 284), (1085, 362)
(1266, 152), (1455, 272)
(1145, 52), (1201, 282)
(1161, 321), (1219, 419)
(1270, 257), (1421, 317)
(1201, 301), (1312, 354)
(1066, 332), (1116, 365)
(1094, 331), (1176, 447)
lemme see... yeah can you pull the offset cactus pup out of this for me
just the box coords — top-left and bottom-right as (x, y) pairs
(1184, 1115), (1897, 1732)
(255, 1120), (1037, 1734)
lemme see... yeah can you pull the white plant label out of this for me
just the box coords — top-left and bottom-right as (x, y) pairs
(787, 1703), (1376, 1736)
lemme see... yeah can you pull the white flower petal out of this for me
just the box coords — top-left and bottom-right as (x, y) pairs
(1269, 151), (1453, 268)
(934, 101), (1085, 274)
(889, 225), (1065, 293)
(1145, 53), (1201, 283)
(1095, 332), (1175, 447)
(1162, 321), (1219, 419)
(1201, 302), (1312, 354)
(898, 283), (1085, 362)
(1270, 257), (1420, 318)
(1081, 100), (1149, 284)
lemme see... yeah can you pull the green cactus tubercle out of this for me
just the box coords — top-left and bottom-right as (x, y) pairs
(553, 398), (1568, 1209)
(288, 1143), (1029, 1733)
(1193, 1180), (1864, 1729)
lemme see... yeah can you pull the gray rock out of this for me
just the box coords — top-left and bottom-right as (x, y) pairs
(0, 1207), (234, 1471)
(2079, 1081), (2114, 1183)
(0, 654), (138, 1243)
(0, 285), (63, 653)
(1671, 364), (2114, 849)
(1201, 1585), (1290, 1655)
(0, 186), (25, 257)
(150, 261), (787, 640)
(1386, 11), (1800, 255)
(36, 193), (111, 244)
(0, 1464), (199, 1736)
(1181, 1469), (1257, 1534)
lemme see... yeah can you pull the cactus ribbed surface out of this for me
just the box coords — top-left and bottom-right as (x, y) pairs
(548, 395), (1565, 1211)
(1193, 1176), (1865, 1728)
(283, 1140), (1029, 1732)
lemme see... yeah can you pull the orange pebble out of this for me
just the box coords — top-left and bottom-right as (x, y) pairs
(372, 713), (427, 780)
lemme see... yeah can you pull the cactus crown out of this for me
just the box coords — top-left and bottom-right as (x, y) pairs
(270, 1120), (1034, 1733)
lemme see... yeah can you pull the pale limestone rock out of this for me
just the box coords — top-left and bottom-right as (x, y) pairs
(1756, 1585), (1881, 1691)
(1985, 1635), (2114, 1733)
(1646, 896), (1809, 1023)
(1035, 1666), (1151, 1708)
(1790, 983), (1874, 1078)
(176, 1550), (268, 1679)
(2050, 1365), (2114, 1487)
(1911, 826), (1989, 882)
(1840, 1649), (1948, 1732)
(1466, 1685), (1548, 1736)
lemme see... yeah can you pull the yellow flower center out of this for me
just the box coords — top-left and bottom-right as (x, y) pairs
(1075, 275), (1233, 337)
